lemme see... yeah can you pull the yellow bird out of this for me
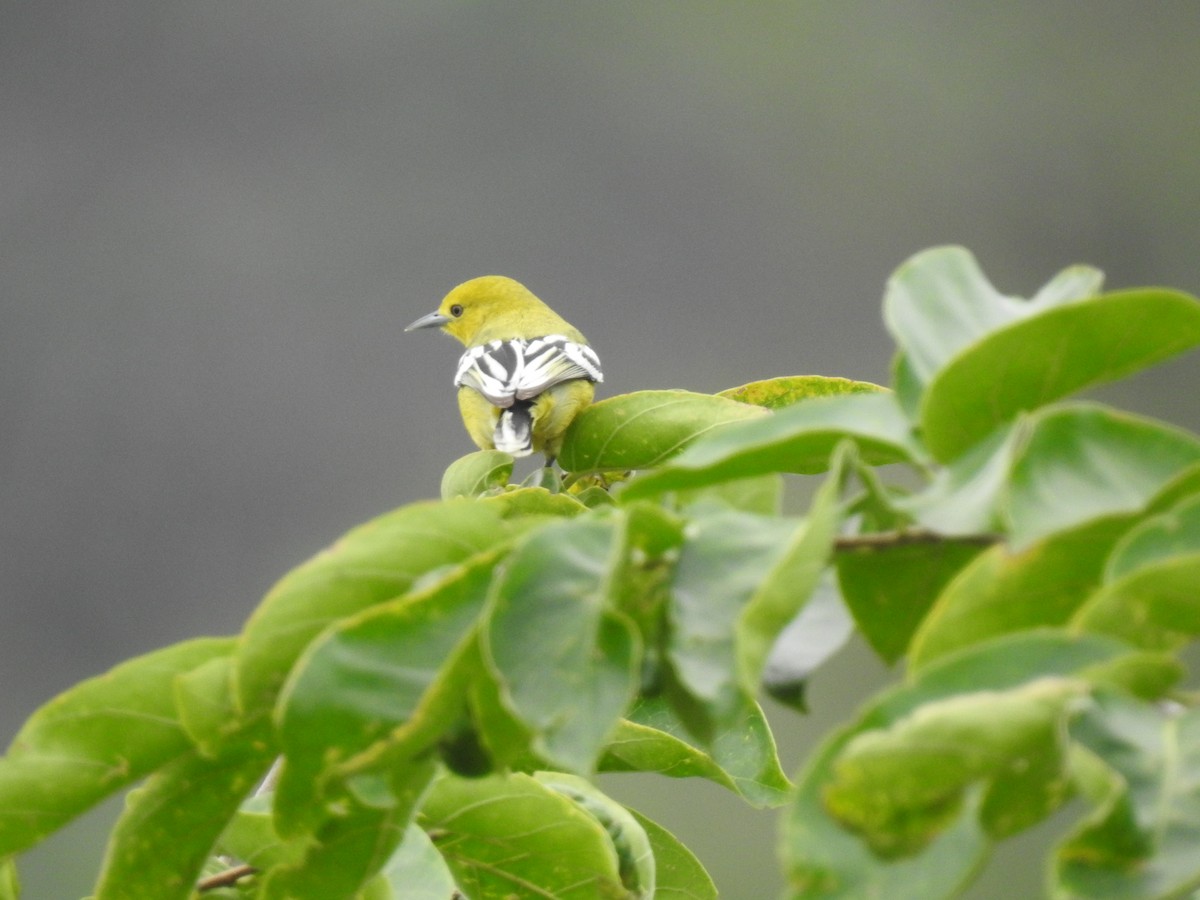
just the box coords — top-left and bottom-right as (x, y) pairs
(406, 276), (603, 467)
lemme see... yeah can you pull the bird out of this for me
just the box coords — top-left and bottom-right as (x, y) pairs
(406, 276), (603, 467)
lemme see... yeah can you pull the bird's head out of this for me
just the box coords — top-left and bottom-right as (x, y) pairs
(405, 276), (573, 346)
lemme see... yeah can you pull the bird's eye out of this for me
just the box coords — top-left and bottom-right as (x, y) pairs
(450, 304), (464, 317)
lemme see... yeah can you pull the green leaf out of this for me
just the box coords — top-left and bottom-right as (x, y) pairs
(1072, 496), (1200, 649)
(672, 473), (783, 516)
(922, 289), (1200, 460)
(439, 450), (513, 499)
(883, 246), (1200, 461)
(0, 859), (16, 900)
(611, 502), (685, 650)
(535, 772), (655, 896)
(262, 761), (436, 900)
(273, 552), (497, 834)
(836, 536), (988, 665)
(418, 772), (628, 898)
(1054, 693), (1200, 899)
(668, 510), (809, 728)
(463, 638), (539, 772)
(903, 407), (1200, 548)
(665, 446), (843, 722)
(824, 677), (1083, 857)
(783, 631), (1141, 898)
(484, 516), (641, 774)
(622, 391), (921, 500)
(1029, 264), (1106, 306)
(0, 637), (234, 857)
(174, 655), (237, 757)
(1006, 404), (1200, 547)
(884, 246), (1051, 386)
(718, 375), (883, 409)
(891, 351), (924, 422)
(763, 575), (855, 710)
(738, 446), (844, 692)
(784, 724), (988, 899)
(1105, 491), (1200, 580)
(897, 424), (1016, 536)
(601, 695), (791, 809)
(92, 735), (275, 900)
(480, 484), (588, 521)
(627, 808), (718, 899)
(559, 389), (767, 473)
(369, 823), (459, 900)
(234, 500), (512, 716)
(909, 516), (1134, 671)
(214, 795), (302, 871)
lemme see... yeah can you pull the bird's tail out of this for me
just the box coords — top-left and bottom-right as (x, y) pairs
(494, 400), (534, 457)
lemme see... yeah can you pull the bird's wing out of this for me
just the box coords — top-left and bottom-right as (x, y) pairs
(455, 335), (603, 406)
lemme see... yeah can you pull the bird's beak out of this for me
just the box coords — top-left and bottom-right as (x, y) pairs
(405, 310), (451, 332)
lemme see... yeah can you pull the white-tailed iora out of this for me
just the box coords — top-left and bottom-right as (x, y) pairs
(406, 276), (602, 467)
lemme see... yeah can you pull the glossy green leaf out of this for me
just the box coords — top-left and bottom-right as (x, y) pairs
(1029, 264), (1107, 306)
(1072, 500), (1200, 650)
(883, 247), (1200, 461)
(903, 406), (1200, 548)
(572, 484), (618, 508)
(462, 638), (539, 772)
(418, 772), (627, 898)
(785, 723), (988, 899)
(824, 677), (1083, 857)
(484, 516), (640, 774)
(273, 553), (496, 834)
(369, 823), (459, 900)
(262, 761), (436, 900)
(600, 695), (791, 809)
(174, 655), (237, 757)
(624, 390), (919, 498)
(610, 502), (684, 651)
(884, 248), (1102, 384)
(480, 484), (588, 521)
(891, 351), (924, 422)
(1054, 693), (1200, 899)
(0, 859), (16, 900)
(235, 500), (512, 716)
(763, 575), (855, 710)
(535, 772), (655, 896)
(897, 425), (1016, 536)
(439, 450), (513, 499)
(673, 472), (783, 516)
(669, 509), (812, 729)
(628, 808), (718, 899)
(739, 448), (843, 692)
(884, 246), (1058, 385)
(784, 631), (1140, 898)
(1105, 491), (1200, 580)
(923, 290), (1200, 460)
(1006, 404), (1200, 547)
(718, 375), (883, 409)
(0, 637), (234, 857)
(92, 735), (275, 900)
(559, 390), (767, 473)
(214, 795), (301, 871)
(909, 516), (1134, 671)
(836, 537), (988, 665)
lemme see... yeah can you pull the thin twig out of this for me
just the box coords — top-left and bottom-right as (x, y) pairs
(834, 530), (1002, 551)
(196, 863), (257, 893)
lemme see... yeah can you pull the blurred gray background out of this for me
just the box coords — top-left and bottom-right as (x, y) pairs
(4, 3), (1199, 896)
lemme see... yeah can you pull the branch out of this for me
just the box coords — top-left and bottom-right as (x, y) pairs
(834, 529), (1002, 551)
(197, 863), (257, 893)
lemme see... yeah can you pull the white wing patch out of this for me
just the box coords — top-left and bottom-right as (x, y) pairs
(454, 334), (603, 408)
